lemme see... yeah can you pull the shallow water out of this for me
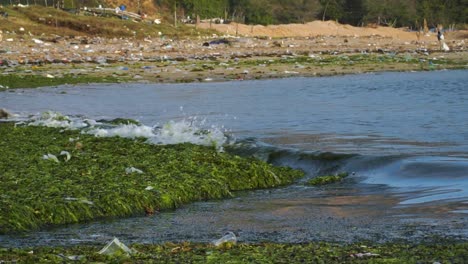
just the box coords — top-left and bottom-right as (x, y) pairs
(1, 70), (467, 246)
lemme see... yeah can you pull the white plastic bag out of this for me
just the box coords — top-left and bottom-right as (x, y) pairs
(98, 237), (134, 256)
(212, 232), (237, 247)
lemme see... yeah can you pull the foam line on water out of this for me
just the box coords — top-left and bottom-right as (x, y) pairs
(22, 111), (228, 151)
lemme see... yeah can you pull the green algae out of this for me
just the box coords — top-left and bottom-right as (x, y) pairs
(307, 172), (349, 186)
(102, 118), (141, 125)
(0, 241), (466, 263)
(0, 74), (123, 89)
(0, 122), (303, 234)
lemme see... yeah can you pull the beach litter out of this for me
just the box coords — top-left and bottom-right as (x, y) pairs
(350, 252), (380, 258)
(98, 237), (135, 256)
(212, 232), (237, 247)
(60, 151), (71, 162)
(125, 167), (144, 174)
(57, 254), (85, 261)
(42, 153), (59, 163)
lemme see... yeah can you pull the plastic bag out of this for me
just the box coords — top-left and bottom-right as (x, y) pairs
(98, 237), (134, 256)
(212, 232), (237, 247)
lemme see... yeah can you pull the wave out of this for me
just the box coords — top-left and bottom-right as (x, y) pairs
(10, 111), (468, 206)
(226, 138), (468, 205)
(18, 111), (228, 151)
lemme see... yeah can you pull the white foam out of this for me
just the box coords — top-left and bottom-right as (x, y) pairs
(27, 111), (228, 151)
(28, 111), (88, 129)
(86, 124), (155, 139)
(149, 119), (227, 150)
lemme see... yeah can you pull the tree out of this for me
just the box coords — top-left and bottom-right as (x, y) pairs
(363, 0), (417, 27)
(342, 0), (365, 25)
(319, 0), (345, 21)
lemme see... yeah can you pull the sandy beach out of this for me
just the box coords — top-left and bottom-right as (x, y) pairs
(1, 20), (467, 88)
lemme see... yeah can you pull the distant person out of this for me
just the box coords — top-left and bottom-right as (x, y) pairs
(437, 29), (444, 42)
(437, 29), (450, 51)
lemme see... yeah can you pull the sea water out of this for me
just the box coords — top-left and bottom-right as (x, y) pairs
(1, 70), (467, 246)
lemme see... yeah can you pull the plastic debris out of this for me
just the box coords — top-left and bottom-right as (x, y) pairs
(98, 237), (134, 256)
(126, 167), (144, 174)
(60, 151), (71, 162)
(442, 42), (450, 52)
(64, 197), (94, 205)
(145, 186), (154, 191)
(32, 38), (44, 44)
(351, 252), (380, 258)
(43, 154), (59, 163)
(212, 231), (237, 247)
(57, 254), (84, 261)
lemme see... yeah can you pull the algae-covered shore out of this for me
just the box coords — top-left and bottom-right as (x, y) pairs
(2, 117), (467, 263)
(1, 50), (467, 90)
(0, 121), (303, 234)
(1, 241), (467, 263)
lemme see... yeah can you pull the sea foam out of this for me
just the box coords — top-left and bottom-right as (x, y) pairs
(25, 111), (228, 151)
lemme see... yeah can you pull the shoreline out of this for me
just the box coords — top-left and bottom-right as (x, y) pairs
(1, 240), (467, 263)
(1, 34), (467, 89)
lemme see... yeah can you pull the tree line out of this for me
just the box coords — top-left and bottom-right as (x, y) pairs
(155, 0), (467, 28)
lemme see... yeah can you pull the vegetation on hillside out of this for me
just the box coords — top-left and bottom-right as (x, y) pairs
(155, 0), (467, 28)
(2, 0), (465, 30)
(0, 4), (214, 39)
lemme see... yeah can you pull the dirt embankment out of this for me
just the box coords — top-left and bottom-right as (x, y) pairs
(196, 20), (466, 42)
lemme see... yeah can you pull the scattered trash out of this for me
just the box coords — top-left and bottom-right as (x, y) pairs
(98, 237), (134, 256)
(145, 186), (154, 191)
(60, 151), (71, 162)
(46, 74), (55, 78)
(212, 231), (237, 247)
(64, 197), (94, 205)
(126, 167), (143, 174)
(32, 38), (44, 44)
(57, 254), (85, 261)
(42, 154), (59, 163)
(350, 252), (380, 258)
(442, 42), (450, 51)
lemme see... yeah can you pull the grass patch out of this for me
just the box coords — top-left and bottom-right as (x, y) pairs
(0, 6), (215, 39)
(307, 172), (349, 186)
(0, 241), (466, 263)
(0, 74), (123, 89)
(0, 122), (304, 233)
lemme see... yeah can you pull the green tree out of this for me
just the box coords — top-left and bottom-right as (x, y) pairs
(342, 0), (365, 25)
(271, 0), (321, 24)
(363, 0), (417, 27)
(244, 0), (274, 24)
(319, 0), (345, 21)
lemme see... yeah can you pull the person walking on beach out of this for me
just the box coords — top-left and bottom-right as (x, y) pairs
(437, 28), (449, 51)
